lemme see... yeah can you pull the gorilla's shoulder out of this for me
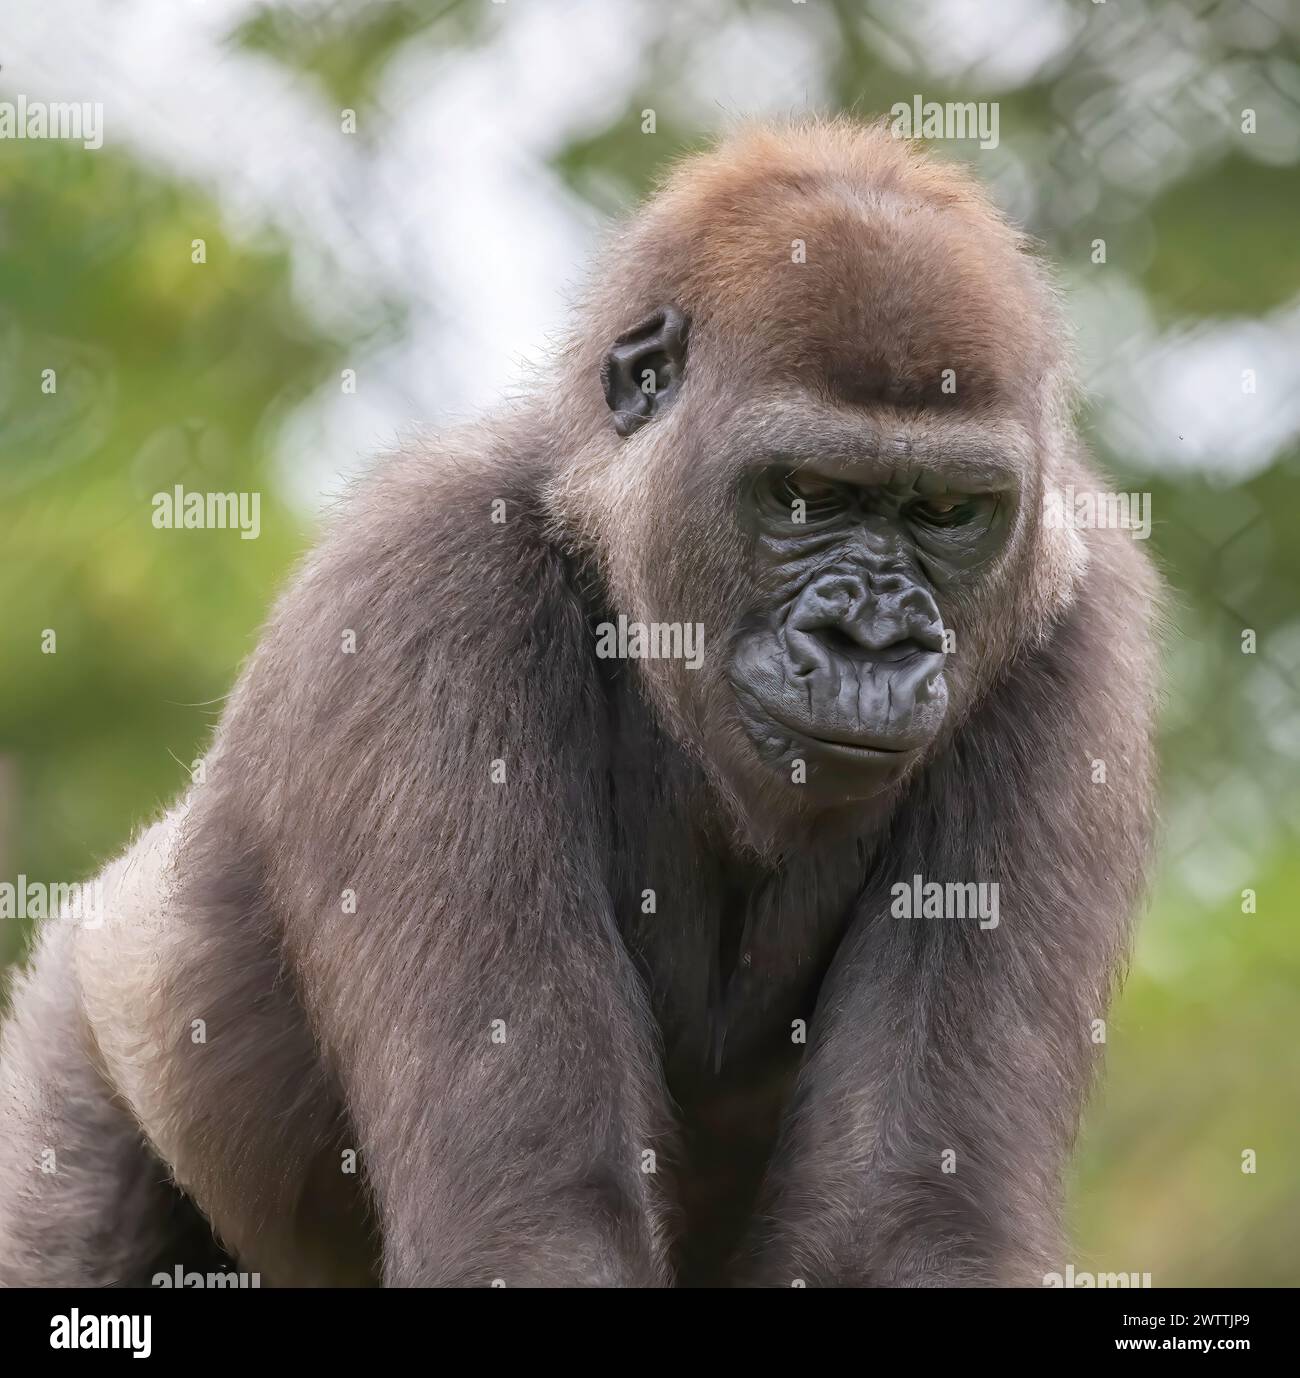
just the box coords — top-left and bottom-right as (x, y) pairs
(336, 428), (553, 556)
(295, 430), (567, 619)
(240, 429), (587, 717)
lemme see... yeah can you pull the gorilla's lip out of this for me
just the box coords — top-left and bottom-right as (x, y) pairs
(801, 732), (917, 758)
(766, 712), (926, 759)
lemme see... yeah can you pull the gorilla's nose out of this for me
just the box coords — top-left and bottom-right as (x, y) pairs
(788, 570), (944, 667)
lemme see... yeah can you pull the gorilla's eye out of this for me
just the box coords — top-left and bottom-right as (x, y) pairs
(910, 497), (982, 528)
(773, 471), (849, 520)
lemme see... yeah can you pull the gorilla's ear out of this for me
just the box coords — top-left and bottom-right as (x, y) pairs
(602, 305), (689, 437)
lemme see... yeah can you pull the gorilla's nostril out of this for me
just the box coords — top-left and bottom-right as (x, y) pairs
(900, 587), (935, 612)
(813, 575), (862, 595)
(810, 575), (865, 612)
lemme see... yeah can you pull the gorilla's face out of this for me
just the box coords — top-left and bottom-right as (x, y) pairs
(727, 463), (1011, 803)
(588, 296), (1037, 828)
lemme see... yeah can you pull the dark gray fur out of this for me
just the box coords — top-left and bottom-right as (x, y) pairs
(0, 120), (1159, 1287)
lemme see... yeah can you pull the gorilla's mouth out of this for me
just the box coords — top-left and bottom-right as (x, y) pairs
(805, 734), (911, 755)
(768, 714), (926, 759)
(806, 628), (937, 668)
(728, 637), (950, 790)
(727, 556), (953, 794)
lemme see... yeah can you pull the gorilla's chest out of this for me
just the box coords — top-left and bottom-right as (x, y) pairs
(617, 845), (866, 1109)
(615, 848), (866, 1284)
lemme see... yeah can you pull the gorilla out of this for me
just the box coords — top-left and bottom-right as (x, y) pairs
(0, 119), (1159, 1288)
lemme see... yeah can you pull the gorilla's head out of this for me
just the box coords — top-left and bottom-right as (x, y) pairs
(550, 121), (1087, 844)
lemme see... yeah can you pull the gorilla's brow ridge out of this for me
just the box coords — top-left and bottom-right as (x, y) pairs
(724, 398), (1031, 490)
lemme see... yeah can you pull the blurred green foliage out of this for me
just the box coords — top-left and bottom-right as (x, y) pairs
(1073, 850), (1300, 1286)
(1, 0), (1297, 1286)
(1, 144), (336, 891)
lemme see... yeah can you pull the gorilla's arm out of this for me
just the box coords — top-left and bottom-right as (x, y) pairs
(167, 440), (673, 1286)
(0, 917), (227, 1286)
(744, 539), (1158, 1286)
